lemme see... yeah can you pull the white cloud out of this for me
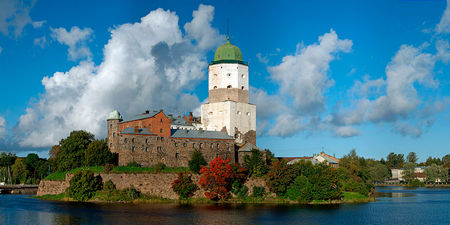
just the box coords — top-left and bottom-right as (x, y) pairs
(32, 20), (46, 28)
(269, 29), (352, 116)
(436, 0), (450, 34)
(184, 4), (225, 50)
(15, 5), (222, 148)
(50, 26), (93, 61)
(0, 0), (34, 37)
(0, 116), (6, 139)
(0, 46), (2, 55)
(33, 36), (47, 48)
(268, 114), (303, 137)
(335, 126), (360, 138)
(256, 53), (269, 64)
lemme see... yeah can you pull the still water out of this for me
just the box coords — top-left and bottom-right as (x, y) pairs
(1, 187), (449, 225)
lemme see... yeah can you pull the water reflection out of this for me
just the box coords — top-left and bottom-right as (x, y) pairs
(1, 187), (450, 225)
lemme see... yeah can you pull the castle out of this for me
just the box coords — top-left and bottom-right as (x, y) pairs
(107, 37), (258, 167)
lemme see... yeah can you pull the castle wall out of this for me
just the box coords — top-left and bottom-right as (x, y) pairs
(117, 134), (235, 167)
(37, 173), (268, 200)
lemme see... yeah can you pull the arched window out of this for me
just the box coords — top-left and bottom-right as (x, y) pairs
(241, 74), (245, 78)
(241, 86), (244, 90)
(247, 112), (251, 116)
(145, 147), (149, 152)
(131, 146), (135, 152)
(227, 73), (231, 77)
(193, 143), (196, 148)
(109, 124), (112, 129)
(199, 143), (203, 149)
(210, 143), (214, 149)
(131, 138), (135, 143)
(183, 143), (187, 147)
(213, 86), (217, 89)
(227, 85), (232, 89)
(216, 143), (220, 149)
(124, 138), (128, 143)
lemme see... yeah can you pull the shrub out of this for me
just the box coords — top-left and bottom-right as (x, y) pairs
(103, 163), (115, 173)
(126, 161), (141, 167)
(188, 150), (207, 174)
(408, 179), (425, 187)
(286, 175), (313, 202)
(66, 170), (102, 201)
(252, 186), (265, 199)
(171, 172), (199, 200)
(231, 181), (248, 198)
(199, 156), (234, 201)
(154, 163), (166, 172)
(103, 180), (116, 192)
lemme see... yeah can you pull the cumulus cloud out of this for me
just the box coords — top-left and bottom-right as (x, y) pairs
(15, 5), (222, 148)
(263, 29), (352, 137)
(0, 116), (6, 139)
(50, 26), (93, 60)
(335, 126), (360, 138)
(269, 29), (352, 116)
(184, 4), (225, 50)
(0, 0), (34, 37)
(436, 0), (450, 34)
(33, 36), (47, 48)
(32, 20), (46, 28)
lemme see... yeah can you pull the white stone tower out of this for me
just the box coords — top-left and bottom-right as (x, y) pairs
(201, 37), (256, 144)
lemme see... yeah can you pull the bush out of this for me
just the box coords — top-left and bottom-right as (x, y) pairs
(126, 161), (141, 167)
(286, 175), (313, 202)
(199, 156), (234, 201)
(252, 186), (265, 199)
(154, 163), (166, 172)
(103, 180), (116, 192)
(408, 179), (425, 187)
(66, 170), (102, 201)
(231, 181), (248, 198)
(103, 163), (115, 173)
(188, 150), (207, 174)
(171, 172), (199, 200)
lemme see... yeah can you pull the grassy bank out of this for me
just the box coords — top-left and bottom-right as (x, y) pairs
(35, 191), (373, 204)
(44, 166), (190, 181)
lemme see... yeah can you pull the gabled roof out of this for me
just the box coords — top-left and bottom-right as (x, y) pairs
(238, 142), (261, 152)
(171, 117), (193, 126)
(319, 152), (340, 163)
(120, 127), (154, 135)
(171, 129), (233, 140)
(121, 111), (160, 123)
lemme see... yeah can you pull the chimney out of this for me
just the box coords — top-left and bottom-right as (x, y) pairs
(168, 114), (173, 123)
(134, 126), (139, 133)
(189, 112), (193, 122)
(145, 110), (149, 114)
(160, 109), (163, 112)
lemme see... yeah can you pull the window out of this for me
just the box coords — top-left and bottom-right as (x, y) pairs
(113, 132), (116, 138)
(227, 73), (231, 77)
(199, 143), (203, 149)
(156, 137), (160, 141)
(131, 138), (135, 144)
(241, 86), (244, 90)
(157, 146), (162, 151)
(161, 137), (164, 141)
(213, 86), (217, 89)
(241, 74), (245, 78)
(131, 146), (135, 152)
(175, 153), (179, 159)
(145, 139), (148, 144)
(174, 142), (178, 147)
(210, 143), (214, 149)
(214, 73), (217, 76)
(193, 143), (196, 148)
(247, 112), (251, 116)
(109, 124), (112, 129)
(183, 143), (187, 147)
(237, 111), (241, 115)
(216, 143), (220, 149)
(227, 85), (232, 89)
(160, 129), (163, 133)
(145, 147), (149, 152)
(124, 138), (128, 143)
(110, 143), (112, 147)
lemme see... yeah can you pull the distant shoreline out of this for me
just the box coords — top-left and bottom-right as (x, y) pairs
(374, 184), (450, 188)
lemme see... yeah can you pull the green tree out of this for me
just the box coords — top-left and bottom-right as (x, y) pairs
(25, 153), (40, 179)
(286, 175), (313, 201)
(407, 152), (418, 164)
(308, 164), (342, 200)
(386, 152), (404, 169)
(57, 130), (95, 171)
(402, 162), (417, 183)
(442, 154), (450, 167)
(424, 164), (440, 183)
(425, 157), (441, 166)
(369, 163), (390, 182)
(66, 170), (102, 201)
(0, 152), (16, 183)
(188, 149), (207, 174)
(243, 149), (267, 177)
(84, 139), (117, 166)
(11, 159), (28, 184)
(266, 160), (296, 196)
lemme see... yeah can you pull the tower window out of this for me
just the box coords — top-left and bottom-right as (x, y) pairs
(145, 147), (149, 152)
(213, 86), (217, 89)
(247, 112), (251, 116)
(241, 86), (244, 90)
(227, 73), (231, 77)
(214, 73), (217, 76)
(227, 85), (232, 89)
(237, 111), (241, 115)
(110, 124), (112, 129)
(242, 74), (245, 78)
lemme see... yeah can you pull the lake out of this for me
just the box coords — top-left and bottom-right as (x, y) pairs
(1, 186), (449, 225)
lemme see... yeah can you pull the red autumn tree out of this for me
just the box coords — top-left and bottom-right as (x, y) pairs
(198, 156), (234, 201)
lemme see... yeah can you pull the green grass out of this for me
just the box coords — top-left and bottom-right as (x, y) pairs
(33, 193), (66, 201)
(44, 166), (104, 181)
(111, 166), (189, 173)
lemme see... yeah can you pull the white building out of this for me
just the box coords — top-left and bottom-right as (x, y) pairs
(201, 37), (256, 144)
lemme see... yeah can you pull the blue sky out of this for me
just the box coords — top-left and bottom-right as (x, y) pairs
(0, 0), (449, 161)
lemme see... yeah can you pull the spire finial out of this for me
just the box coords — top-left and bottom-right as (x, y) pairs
(226, 19), (230, 41)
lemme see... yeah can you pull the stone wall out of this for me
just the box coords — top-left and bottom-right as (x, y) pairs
(37, 172), (268, 199)
(209, 88), (248, 103)
(117, 135), (235, 167)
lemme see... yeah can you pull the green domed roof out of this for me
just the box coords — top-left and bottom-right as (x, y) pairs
(213, 37), (243, 63)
